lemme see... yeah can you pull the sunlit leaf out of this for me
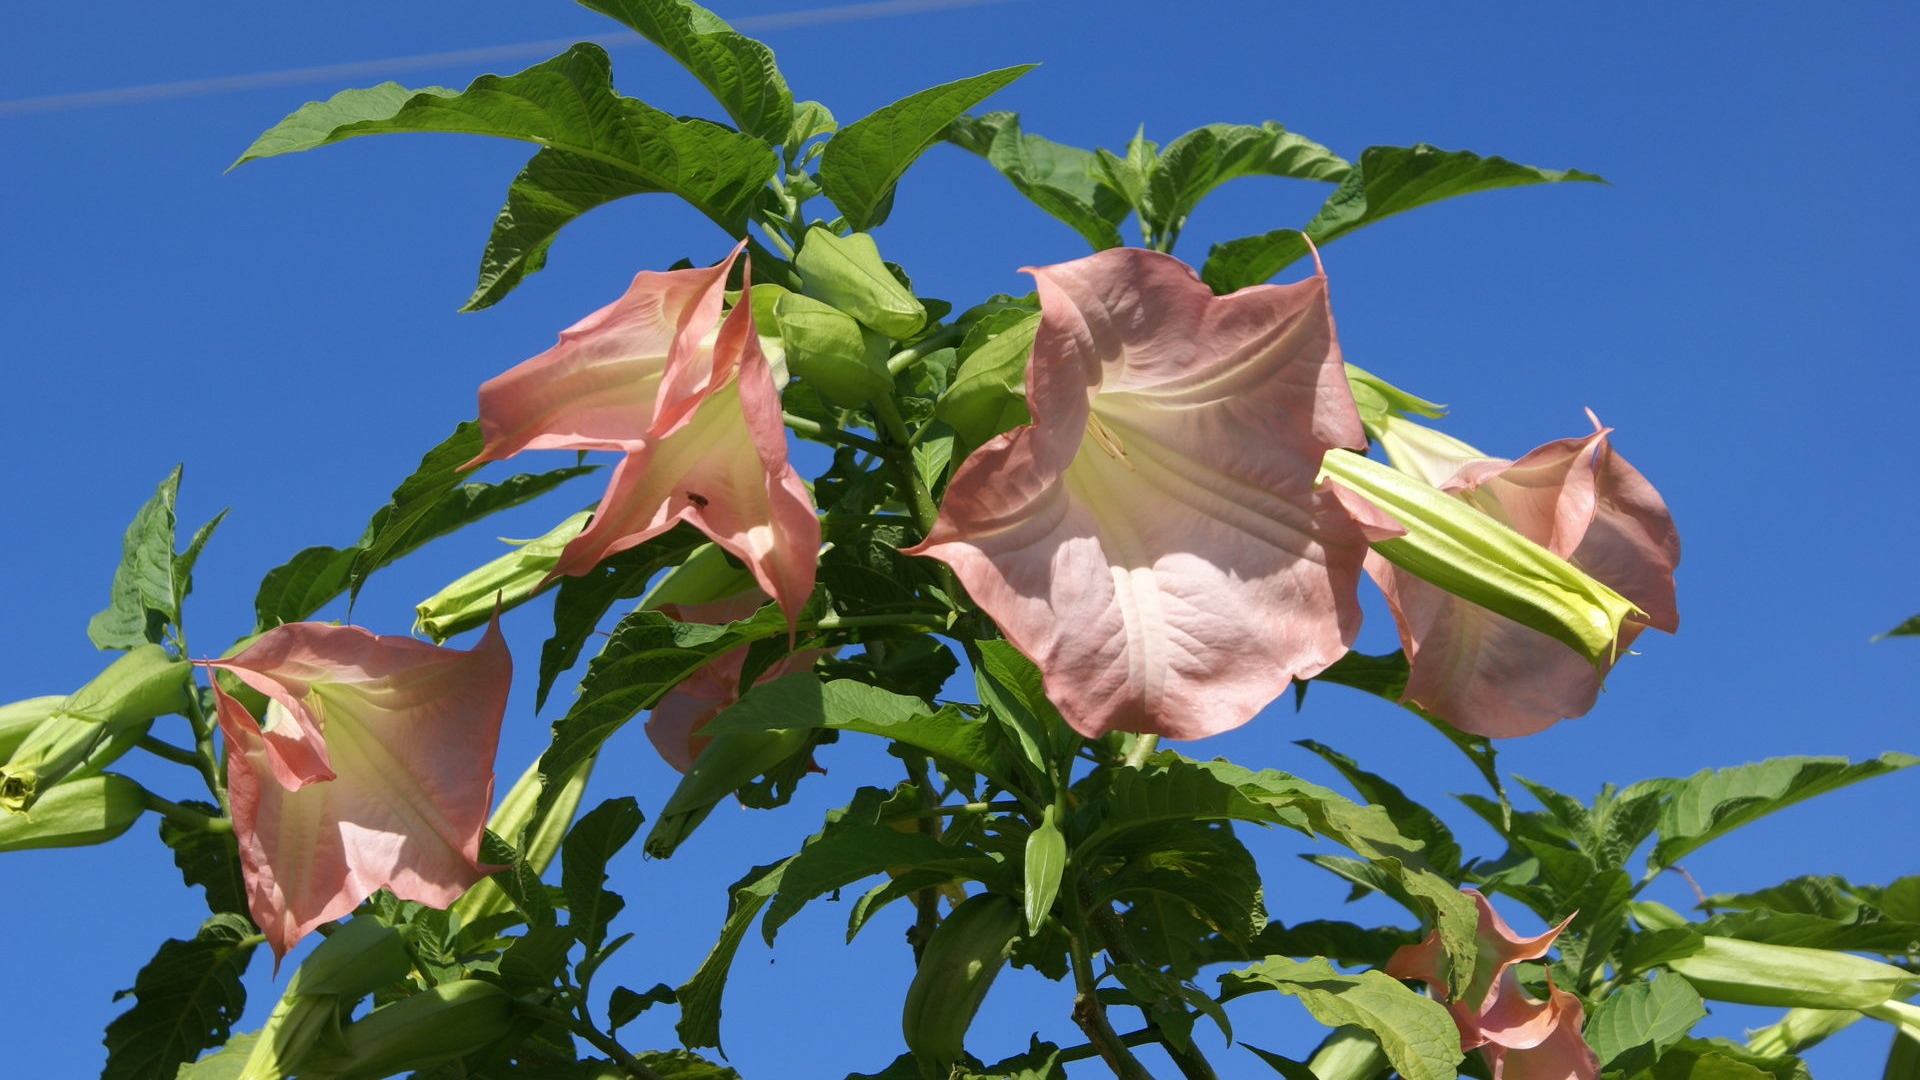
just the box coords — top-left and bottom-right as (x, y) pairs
(1220, 956), (1462, 1080)
(578, 0), (793, 142)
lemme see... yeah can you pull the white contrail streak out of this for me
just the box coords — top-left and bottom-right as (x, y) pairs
(0, 0), (1022, 118)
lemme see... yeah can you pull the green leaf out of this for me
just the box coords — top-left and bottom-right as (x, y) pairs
(697, 672), (1018, 788)
(1632, 753), (1919, 869)
(1240, 1043), (1320, 1079)
(1888, 1029), (1920, 1080)
(1220, 956), (1462, 1080)
(944, 112), (1128, 250)
(103, 914), (259, 1080)
(676, 858), (787, 1052)
(1624, 1037), (1814, 1080)
(1246, 920), (1419, 969)
(817, 64), (1035, 231)
(607, 983), (675, 1031)
(89, 466), (184, 650)
(1308, 648), (1510, 818)
(1095, 821), (1265, 978)
(236, 45), (776, 304)
(632, 1049), (744, 1080)
(254, 422), (591, 628)
(762, 824), (1003, 944)
(1295, 739), (1461, 877)
(576, 0), (793, 143)
(172, 1032), (260, 1080)
(1876, 613), (1920, 640)
(1145, 121), (1349, 237)
(973, 638), (1068, 799)
(159, 802), (247, 916)
(562, 797), (644, 955)
(1023, 804), (1067, 933)
(1201, 144), (1603, 292)
(1585, 971), (1707, 1070)
(537, 526), (705, 709)
(537, 603), (793, 824)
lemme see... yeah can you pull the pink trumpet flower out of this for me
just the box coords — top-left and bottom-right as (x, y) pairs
(645, 591), (829, 772)
(465, 243), (819, 625)
(1370, 413), (1679, 737)
(200, 620), (512, 958)
(1387, 889), (1599, 1080)
(907, 246), (1378, 739)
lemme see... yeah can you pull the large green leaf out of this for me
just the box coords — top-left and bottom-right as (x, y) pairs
(236, 45), (776, 305)
(1630, 753), (1919, 869)
(253, 422), (591, 628)
(1295, 739), (1460, 878)
(103, 914), (259, 1080)
(1094, 821), (1265, 978)
(1621, 1037), (1814, 1080)
(89, 466), (184, 650)
(1201, 144), (1603, 292)
(1220, 957), (1462, 1080)
(761, 824), (1004, 944)
(562, 797), (644, 956)
(159, 803), (247, 916)
(534, 603), (795, 823)
(817, 65), (1034, 231)
(676, 858), (786, 1052)
(944, 112), (1127, 250)
(537, 526), (705, 709)
(1585, 971), (1708, 1071)
(577, 0), (793, 142)
(1145, 121), (1349, 237)
(696, 672), (1019, 789)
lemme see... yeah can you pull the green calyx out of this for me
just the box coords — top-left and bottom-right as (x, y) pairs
(0, 645), (191, 813)
(1319, 449), (1637, 665)
(414, 510), (591, 642)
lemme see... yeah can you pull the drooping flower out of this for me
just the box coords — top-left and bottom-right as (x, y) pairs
(1368, 411), (1679, 737)
(201, 620), (511, 958)
(1387, 889), (1599, 1080)
(465, 243), (819, 624)
(906, 246), (1377, 739)
(645, 590), (829, 772)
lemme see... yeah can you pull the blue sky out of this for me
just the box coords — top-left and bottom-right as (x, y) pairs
(2, 1), (1916, 1076)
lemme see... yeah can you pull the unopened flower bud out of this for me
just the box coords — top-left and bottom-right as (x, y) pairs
(0, 645), (190, 813)
(414, 511), (591, 642)
(1319, 448), (1637, 665)
(0, 773), (146, 851)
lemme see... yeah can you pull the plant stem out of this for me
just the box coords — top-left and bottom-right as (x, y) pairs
(138, 786), (231, 834)
(1066, 886), (1155, 1079)
(1088, 897), (1220, 1080)
(1055, 1028), (1160, 1064)
(137, 734), (204, 768)
(804, 612), (948, 633)
(900, 751), (944, 963)
(525, 1004), (667, 1080)
(180, 682), (229, 816)
(886, 324), (963, 376)
(903, 800), (1022, 819)
(783, 412), (891, 455)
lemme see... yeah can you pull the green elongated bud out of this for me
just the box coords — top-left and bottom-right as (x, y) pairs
(1865, 999), (1920, 1041)
(1319, 448), (1637, 664)
(936, 311), (1037, 449)
(772, 290), (894, 406)
(452, 751), (597, 927)
(1022, 804), (1066, 934)
(1666, 936), (1916, 1009)
(794, 226), (927, 339)
(240, 916), (413, 1080)
(639, 541), (759, 612)
(645, 728), (815, 858)
(1628, 900), (1689, 931)
(414, 511), (591, 642)
(1746, 1007), (1861, 1057)
(302, 979), (514, 1080)
(0, 773), (145, 851)
(902, 891), (1021, 1074)
(0, 697), (65, 762)
(1, 645), (190, 813)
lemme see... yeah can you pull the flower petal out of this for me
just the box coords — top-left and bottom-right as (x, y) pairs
(207, 620), (511, 958)
(549, 281), (820, 623)
(1485, 985), (1600, 1080)
(1376, 421), (1678, 736)
(909, 247), (1369, 739)
(465, 244), (742, 464)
